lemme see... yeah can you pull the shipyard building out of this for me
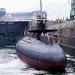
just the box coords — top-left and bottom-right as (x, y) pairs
(0, 8), (32, 47)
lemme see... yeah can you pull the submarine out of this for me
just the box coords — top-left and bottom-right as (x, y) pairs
(16, 11), (67, 71)
(16, 0), (67, 71)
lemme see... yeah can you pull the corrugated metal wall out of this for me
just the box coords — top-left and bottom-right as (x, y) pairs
(0, 21), (28, 47)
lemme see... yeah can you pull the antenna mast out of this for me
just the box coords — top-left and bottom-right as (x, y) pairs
(40, 0), (42, 12)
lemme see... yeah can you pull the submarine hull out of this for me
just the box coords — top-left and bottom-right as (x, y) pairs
(16, 36), (67, 71)
(17, 52), (66, 71)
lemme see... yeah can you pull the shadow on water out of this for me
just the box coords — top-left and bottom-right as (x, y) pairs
(32, 70), (66, 75)
(20, 63), (66, 75)
(36, 70), (65, 75)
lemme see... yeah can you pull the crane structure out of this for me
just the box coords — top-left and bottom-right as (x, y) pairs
(70, 0), (75, 19)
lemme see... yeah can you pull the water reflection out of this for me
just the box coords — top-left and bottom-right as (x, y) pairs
(0, 48), (75, 75)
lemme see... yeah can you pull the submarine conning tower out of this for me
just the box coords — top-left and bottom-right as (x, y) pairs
(29, 11), (47, 32)
(28, 11), (47, 40)
(28, 0), (47, 40)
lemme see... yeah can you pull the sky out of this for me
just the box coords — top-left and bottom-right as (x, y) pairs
(0, 0), (71, 19)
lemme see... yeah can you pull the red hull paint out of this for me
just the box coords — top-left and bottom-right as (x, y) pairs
(17, 52), (66, 71)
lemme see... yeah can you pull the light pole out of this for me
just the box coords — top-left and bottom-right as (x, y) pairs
(40, 0), (42, 12)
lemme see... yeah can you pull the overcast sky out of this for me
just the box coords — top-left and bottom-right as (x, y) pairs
(0, 0), (71, 19)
